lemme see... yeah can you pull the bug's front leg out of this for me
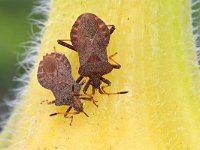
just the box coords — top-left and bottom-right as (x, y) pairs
(57, 39), (77, 52)
(76, 76), (84, 83)
(50, 106), (78, 126)
(40, 100), (55, 105)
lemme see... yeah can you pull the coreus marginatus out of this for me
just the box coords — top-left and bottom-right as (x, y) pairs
(37, 52), (96, 125)
(57, 13), (128, 95)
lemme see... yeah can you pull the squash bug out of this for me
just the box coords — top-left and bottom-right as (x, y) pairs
(57, 13), (128, 95)
(37, 52), (96, 125)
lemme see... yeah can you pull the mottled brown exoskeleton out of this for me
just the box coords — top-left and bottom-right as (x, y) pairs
(58, 13), (128, 95)
(37, 52), (95, 125)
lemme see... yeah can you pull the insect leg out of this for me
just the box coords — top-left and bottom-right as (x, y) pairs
(47, 100), (56, 104)
(83, 79), (92, 95)
(68, 116), (74, 126)
(49, 106), (81, 126)
(109, 52), (121, 69)
(49, 106), (73, 117)
(72, 89), (94, 100)
(65, 106), (73, 126)
(69, 85), (88, 109)
(40, 100), (55, 105)
(99, 77), (110, 94)
(72, 94), (89, 117)
(64, 106), (72, 117)
(107, 25), (115, 35)
(92, 86), (95, 95)
(57, 39), (77, 52)
(80, 96), (98, 107)
(100, 77), (128, 95)
(98, 87), (104, 94)
(100, 77), (111, 85)
(76, 76), (84, 83)
(49, 111), (78, 117)
(101, 85), (128, 96)
(73, 92), (98, 107)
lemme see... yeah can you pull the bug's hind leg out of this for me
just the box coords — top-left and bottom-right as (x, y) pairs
(100, 77), (128, 95)
(49, 106), (77, 126)
(107, 25), (115, 35)
(101, 84), (128, 96)
(80, 97), (98, 107)
(57, 39), (77, 52)
(109, 52), (121, 69)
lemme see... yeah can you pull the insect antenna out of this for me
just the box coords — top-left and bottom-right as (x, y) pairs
(82, 110), (89, 117)
(49, 111), (77, 117)
(49, 111), (75, 126)
(72, 85), (89, 116)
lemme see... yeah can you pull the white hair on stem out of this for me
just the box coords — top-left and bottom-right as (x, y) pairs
(191, 0), (200, 97)
(192, 0), (200, 56)
(0, 0), (51, 146)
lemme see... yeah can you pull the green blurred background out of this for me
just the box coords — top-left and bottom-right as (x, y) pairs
(0, 0), (42, 127)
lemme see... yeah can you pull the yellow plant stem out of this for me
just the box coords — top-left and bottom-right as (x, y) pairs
(1, 0), (200, 149)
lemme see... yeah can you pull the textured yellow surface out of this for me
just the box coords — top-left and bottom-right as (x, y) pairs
(1, 0), (200, 149)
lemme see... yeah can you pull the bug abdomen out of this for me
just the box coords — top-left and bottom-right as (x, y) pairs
(78, 61), (113, 77)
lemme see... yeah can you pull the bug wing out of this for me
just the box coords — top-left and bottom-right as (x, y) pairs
(37, 52), (72, 90)
(70, 13), (110, 65)
(51, 81), (82, 106)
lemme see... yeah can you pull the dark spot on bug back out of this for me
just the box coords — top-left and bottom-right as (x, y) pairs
(37, 54), (59, 89)
(42, 57), (57, 74)
(87, 55), (101, 63)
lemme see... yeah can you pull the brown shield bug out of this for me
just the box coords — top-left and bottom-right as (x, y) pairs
(57, 13), (128, 95)
(37, 52), (96, 125)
